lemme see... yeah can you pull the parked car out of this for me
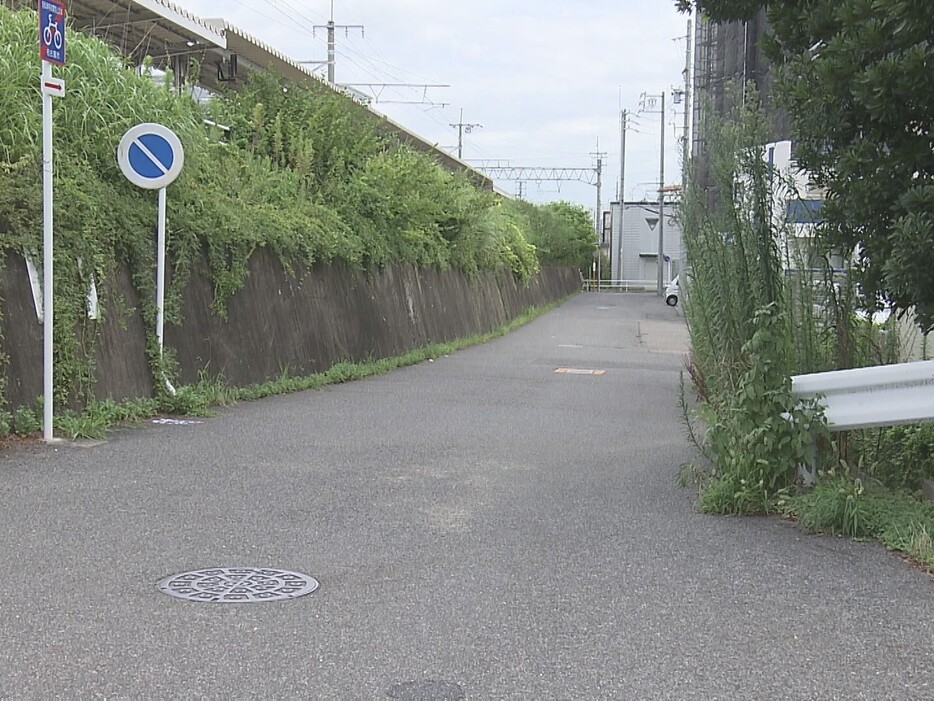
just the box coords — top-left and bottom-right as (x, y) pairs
(665, 275), (680, 307)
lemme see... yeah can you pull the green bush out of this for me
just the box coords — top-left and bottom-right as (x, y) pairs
(856, 423), (934, 492)
(11, 405), (40, 437)
(697, 305), (828, 513)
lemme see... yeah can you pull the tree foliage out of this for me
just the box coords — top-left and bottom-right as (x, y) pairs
(678, 0), (934, 330)
(506, 200), (596, 272)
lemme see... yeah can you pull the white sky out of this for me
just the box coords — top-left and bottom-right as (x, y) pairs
(176, 0), (691, 213)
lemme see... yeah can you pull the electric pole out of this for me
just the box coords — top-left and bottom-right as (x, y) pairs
(591, 146), (606, 282)
(313, 1), (363, 85)
(450, 108), (482, 160)
(682, 19), (692, 283)
(619, 110), (627, 203)
(617, 109), (628, 282)
(658, 91), (666, 296)
(640, 92), (666, 295)
(682, 19), (692, 200)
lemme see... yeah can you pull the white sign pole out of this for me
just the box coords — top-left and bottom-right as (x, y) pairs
(156, 186), (167, 355)
(41, 59), (54, 443)
(116, 123), (183, 396)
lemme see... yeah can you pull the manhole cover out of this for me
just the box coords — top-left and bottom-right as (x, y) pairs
(157, 567), (319, 603)
(387, 680), (465, 700)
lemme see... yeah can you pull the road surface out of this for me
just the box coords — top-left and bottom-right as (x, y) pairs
(1, 292), (932, 699)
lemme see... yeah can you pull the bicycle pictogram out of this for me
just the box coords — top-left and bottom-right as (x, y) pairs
(43, 13), (62, 50)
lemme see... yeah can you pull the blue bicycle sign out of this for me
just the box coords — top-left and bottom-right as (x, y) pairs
(39, 0), (66, 65)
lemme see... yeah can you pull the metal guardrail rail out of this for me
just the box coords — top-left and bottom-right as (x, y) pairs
(791, 360), (934, 432)
(582, 279), (658, 292)
(791, 359), (934, 482)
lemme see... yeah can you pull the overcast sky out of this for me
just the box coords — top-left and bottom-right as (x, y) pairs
(176, 0), (691, 213)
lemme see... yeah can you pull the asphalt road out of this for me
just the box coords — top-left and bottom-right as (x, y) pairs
(1, 292), (933, 700)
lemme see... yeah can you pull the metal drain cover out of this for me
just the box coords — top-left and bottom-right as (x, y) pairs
(158, 567), (319, 603)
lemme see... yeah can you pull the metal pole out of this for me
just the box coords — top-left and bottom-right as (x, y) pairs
(156, 187), (167, 356)
(617, 109), (627, 283)
(327, 20), (335, 84)
(681, 19), (692, 282)
(457, 107), (464, 159)
(596, 157), (602, 284)
(596, 157), (602, 240)
(41, 60), (54, 442)
(156, 186), (176, 396)
(619, 110), (627, 202)
(657, 91), (666, 296)
(683, 20), (692, 191)
(326, 0), (335, 84)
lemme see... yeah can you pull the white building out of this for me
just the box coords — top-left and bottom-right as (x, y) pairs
(608, 202), (682, 286)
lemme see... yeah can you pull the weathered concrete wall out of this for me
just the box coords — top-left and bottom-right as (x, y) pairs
(1, 254), (154, 409)
(1, 250), (580, 408)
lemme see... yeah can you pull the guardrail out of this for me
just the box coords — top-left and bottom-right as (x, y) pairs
(583, 279), (659, 292)
(790, 359), (934, 481)
(791, 360), (934, 431)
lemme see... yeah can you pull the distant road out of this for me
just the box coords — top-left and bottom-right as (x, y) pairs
(1, 292), (932, 699)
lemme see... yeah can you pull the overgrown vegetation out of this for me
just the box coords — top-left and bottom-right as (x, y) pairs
(677, 0), (934, 332)
(0, 5), (594, 429)
(679, 89), (934, 568)
(681, 93), (832, 514)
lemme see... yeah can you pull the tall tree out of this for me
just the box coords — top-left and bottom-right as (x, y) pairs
(679, 0), (934, 330)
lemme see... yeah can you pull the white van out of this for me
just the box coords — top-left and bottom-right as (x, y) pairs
(665, 275), (680, 307)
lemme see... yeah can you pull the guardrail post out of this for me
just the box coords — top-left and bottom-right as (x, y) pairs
(797, 438), (818, 486)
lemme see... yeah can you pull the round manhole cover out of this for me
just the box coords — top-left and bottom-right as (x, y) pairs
(157, 567), (319, 603)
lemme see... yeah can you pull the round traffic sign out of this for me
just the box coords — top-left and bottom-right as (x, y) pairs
(117, 123), (184, 189)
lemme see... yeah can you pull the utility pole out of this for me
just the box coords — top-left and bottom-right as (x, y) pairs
(682, 19), (692, 201)
(591, 146), (606, 283)
(619, 110), (627, 203)
(658, 90), (666, 296)
(681, 19), (692, 283)
(616, 109), (628, 282)
(516, 181), (525, 199)
(640, 92), (666, 295)
(313, 1), (363, 85)
(450, 108), (482, 160)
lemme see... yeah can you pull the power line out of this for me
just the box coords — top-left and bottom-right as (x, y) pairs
(255, 0), (321, 41)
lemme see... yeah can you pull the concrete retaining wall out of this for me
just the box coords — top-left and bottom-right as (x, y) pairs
(0, 249), (580, 409)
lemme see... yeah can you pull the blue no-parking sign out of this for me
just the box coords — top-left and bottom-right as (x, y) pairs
(117, 123), (185, 189)
(39, 0), (66, 65)
(116, 124), (185, 397)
